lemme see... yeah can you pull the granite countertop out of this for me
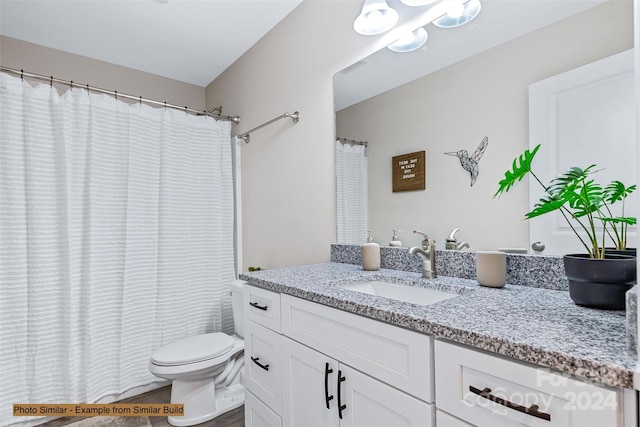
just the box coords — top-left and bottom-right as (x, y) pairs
(240, 262), (637, 390)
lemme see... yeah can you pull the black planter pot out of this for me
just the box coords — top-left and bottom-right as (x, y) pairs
(605, 247), (637, 257)
(564, 254), (637, 310)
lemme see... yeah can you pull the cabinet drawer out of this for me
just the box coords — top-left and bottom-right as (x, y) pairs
(245, 391), (282, 427)
(435, 340), (623, 427)
(281, 294), (432, 403)
(245, 320), (282, 415)
(245, 284), (281, 333)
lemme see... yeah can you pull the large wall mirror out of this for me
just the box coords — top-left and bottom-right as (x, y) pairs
(334, 0), (635, 254)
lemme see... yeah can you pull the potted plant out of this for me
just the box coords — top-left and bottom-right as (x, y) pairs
(494, 144), (636, 310)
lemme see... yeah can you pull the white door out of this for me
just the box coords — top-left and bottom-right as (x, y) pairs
(339, 364), (433, 427)
(529, 49), (636, 255)
(282, 337), (340, 427)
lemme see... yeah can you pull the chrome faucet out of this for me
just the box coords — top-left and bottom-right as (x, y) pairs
(409, 230), (437, 279)
(445, 228), (470, 250)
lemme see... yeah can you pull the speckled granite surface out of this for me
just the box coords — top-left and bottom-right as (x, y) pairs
(240, 262), (637, 389)
(627, 287), (637, 357)
(331, 244), (568, 290)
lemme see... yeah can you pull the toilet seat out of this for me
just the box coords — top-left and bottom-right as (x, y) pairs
(151, 333), (234, 366)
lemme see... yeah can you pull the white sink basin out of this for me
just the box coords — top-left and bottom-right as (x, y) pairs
(344, 280), (457, 306)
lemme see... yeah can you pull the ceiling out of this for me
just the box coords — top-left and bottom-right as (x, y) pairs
(0, 0), (303, 87)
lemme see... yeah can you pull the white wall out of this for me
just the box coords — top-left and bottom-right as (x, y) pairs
(336, 0), (633, 252)
(0, 36), (205, 109)
(206, 1), (397, 270)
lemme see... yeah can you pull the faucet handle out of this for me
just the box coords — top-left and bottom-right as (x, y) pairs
(413, 230), (434, 250)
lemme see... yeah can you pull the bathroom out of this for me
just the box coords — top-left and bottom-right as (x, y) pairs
(1, 0), (639, 426)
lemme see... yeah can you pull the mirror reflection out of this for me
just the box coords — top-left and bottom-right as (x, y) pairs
(334, 0), (635, 255)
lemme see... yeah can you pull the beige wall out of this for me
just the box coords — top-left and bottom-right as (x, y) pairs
(335, 1), (632, 252)
(208, 0), (633, 268)
(0, 36), (205, 109)
(206, 1), (394, 270)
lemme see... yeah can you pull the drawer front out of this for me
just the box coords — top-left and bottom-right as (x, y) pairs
(245, 320), (282, 414)
(245, 284), (281, 333)
(435, 340), (623, 427)
(245, 391), (282, 427)
(281, 294), (432, 403)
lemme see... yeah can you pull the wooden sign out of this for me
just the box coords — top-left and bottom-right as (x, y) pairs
(392, 151), (425, 192)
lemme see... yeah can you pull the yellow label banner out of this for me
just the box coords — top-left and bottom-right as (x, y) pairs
(13, 403), (184, 417)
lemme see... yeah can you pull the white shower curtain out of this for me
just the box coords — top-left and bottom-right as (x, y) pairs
(335, 140), (368, 244)
(0, 73), (235, 426)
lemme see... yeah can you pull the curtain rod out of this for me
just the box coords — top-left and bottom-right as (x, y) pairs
(0, 66), (240, 124)
(337, 137), (368, 147)
(238, 111), (300, 144)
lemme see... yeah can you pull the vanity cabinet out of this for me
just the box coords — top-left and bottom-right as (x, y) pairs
(243, 283), (637, 427)
(435, 340), (635, 427)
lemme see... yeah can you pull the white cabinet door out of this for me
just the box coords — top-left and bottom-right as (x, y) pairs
(340, 364), (433, 427)
(282, 336), (340, 427)
(282, 336), (433, 427)
(529, 49), (636, 255)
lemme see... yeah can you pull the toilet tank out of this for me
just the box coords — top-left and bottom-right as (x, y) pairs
(230, 280), (245, 338)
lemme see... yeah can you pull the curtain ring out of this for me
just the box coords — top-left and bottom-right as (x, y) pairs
(164, 101), (167, 110)
(114, 90), (117, 101)
(86, 84), (90, 94)
(50, 76), (53, 87)
(20, 69), (24, 81)
(139, 96), (142, 106)
(184, 106), (188, 116)
(70, 80), (73, 91)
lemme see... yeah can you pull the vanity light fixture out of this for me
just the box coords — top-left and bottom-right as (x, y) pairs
(399, 0), (439, 6)
(353, 0), (399, 35)
(388, 27), (428, 52)
(433, 0), (481, 28)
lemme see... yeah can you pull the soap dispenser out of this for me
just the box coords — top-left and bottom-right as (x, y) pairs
(389, 229), (403, 247)
(362, 231), (381, 271)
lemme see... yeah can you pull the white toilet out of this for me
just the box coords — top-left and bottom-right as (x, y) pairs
(149, 280), (245, 426)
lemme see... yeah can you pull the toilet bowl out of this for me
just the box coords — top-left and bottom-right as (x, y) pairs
(149, 280), (245, 426)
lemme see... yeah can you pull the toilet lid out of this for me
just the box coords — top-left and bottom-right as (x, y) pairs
(151, 333), (234, 366)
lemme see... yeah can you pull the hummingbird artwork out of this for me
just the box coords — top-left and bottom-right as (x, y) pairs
(445, 136), (488, 186)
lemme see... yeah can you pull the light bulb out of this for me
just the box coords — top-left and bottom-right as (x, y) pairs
(366, 9), (383, 27)
(387, 27), (428, 53)
(446, 2), (464, 19)
(353, 0), (399, 35)
(433, 0), (481, 29)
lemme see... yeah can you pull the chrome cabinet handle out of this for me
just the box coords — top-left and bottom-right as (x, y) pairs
(469, 386), (551, 422)
(249, 301), (268, 311)
(337, 370), (346, 419)
(324, 363), (334, 409)
(250, 356), (269, 371)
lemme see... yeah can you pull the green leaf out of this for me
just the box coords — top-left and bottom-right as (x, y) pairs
(604, 181), (636, 204)
(525, 196), (566, 219)
(600, 216), (637, 225)
(493, 144), (541, 198)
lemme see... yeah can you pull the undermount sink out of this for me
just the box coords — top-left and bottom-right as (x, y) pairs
(344, 280), (458, 306)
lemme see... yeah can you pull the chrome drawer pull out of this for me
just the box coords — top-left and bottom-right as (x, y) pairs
(251, 356), (270, 371)
(249, 301), (268, 311)
(324, 363), (334, 409)
(469, 386), (551, 422)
